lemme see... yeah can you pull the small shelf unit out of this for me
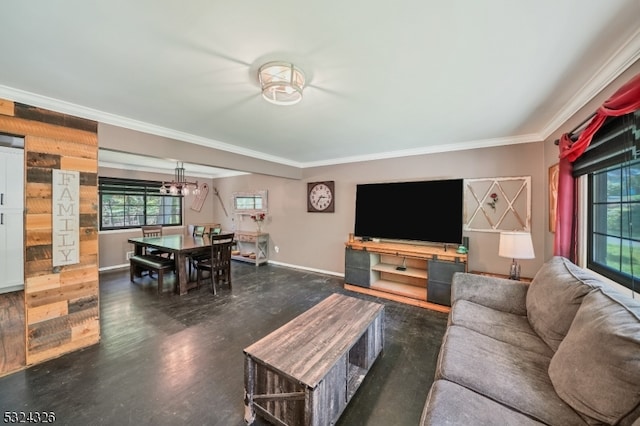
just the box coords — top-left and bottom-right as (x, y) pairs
(344, 239), (467, 312)
(232, 231), (269, 266)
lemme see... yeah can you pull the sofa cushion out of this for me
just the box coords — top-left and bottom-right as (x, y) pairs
(451, 273), (530, 315)
(548, 289), (640, 425)
(450, 300), (554, 357)
(526, 256), (604, 351)
(420, 380), (548, 426)
(436, 325), (585, 425)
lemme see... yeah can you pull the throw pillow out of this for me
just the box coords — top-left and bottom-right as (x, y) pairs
(526, 256), (603, 351)
(548, 289), (640, 425)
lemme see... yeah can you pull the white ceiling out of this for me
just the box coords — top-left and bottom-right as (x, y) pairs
(0, 1), (639, 177)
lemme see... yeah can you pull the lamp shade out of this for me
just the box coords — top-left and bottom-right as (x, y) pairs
(498, 232), (535, 259)
(258, 61), (305, 105)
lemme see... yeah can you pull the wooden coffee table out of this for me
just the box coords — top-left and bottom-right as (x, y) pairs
(243, 293), (385, 426)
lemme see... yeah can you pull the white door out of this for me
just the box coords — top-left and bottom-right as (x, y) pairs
(0, 209), (24, 291)
(0, 148), (23, 209)
(0, 146), (24, 293)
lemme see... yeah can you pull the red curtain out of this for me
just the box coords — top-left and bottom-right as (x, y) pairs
(554, 72), (640, 260)
(560, 72), (640, 162)
(553, 135), (578, 259)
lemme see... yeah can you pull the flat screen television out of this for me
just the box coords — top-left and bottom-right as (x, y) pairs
(354, 179), (463, 244)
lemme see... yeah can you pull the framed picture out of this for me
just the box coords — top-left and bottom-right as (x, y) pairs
(549, 163), (559, 233)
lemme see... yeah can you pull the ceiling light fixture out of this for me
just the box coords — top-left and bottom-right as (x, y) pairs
(258, 61), (305, 106)
(160, 162), (200, 196)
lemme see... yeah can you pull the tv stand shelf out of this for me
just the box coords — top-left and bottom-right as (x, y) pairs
(370, 280), (426, 300)
(344, 240), (467, 312)
(371, 263), (427, 279)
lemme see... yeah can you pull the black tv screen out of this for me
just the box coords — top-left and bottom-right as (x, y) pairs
(354, 179), (463, 244)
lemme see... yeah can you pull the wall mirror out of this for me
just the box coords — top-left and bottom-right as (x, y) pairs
(233, 190), (268, 213)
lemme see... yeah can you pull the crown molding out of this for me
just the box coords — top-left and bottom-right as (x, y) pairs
(301, 133), (542, 168)
(0, 85), (304, 169)
(540, 27), (640, 140)
(98, 160), (246, 179)
(1, 84), (543, 170)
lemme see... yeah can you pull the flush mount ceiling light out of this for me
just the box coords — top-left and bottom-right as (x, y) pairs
(258, 61), (305, 106)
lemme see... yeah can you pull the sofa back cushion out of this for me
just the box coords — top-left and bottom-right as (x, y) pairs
(548, 289), (640, 425)
(526, 256), (603, 351)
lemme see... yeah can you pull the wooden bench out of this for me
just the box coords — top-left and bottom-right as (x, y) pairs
(129, 255), (175, 294)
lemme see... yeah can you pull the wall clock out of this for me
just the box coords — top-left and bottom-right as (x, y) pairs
(307, 181), (335, 213)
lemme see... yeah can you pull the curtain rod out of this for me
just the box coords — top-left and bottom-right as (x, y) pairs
(554, 112), (597, 145)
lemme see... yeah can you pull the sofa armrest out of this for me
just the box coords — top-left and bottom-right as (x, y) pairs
(451, 272), (530, 315)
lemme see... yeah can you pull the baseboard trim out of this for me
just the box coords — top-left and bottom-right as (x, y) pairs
(267, 260), (343, 278)
(99, 264), (129, 272)
(100, 260), (345, 278)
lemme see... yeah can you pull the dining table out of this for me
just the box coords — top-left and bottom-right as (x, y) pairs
(128, 234), (212, 295)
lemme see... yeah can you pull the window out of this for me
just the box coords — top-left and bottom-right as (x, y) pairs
(99, 177), (183, 230)
(588, 162), (640, 288)
(581, 111), (640, 290)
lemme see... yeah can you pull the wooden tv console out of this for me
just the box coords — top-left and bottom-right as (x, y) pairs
(344, 240), (468, 313)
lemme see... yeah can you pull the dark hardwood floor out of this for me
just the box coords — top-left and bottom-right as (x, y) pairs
(0, 262), (448, 425)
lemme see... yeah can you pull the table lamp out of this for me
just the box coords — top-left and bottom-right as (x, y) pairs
(498, 232), (535, 280)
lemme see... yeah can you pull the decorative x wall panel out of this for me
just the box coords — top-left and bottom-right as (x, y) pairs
(464, 176), (531, 232)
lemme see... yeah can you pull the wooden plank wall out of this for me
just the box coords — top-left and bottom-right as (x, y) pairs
(0, 98), (99, 371)
(0, 291), (25, 375)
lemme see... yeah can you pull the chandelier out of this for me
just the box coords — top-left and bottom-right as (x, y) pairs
(258, 61), (305, 105)
(160, 162), (200, 196)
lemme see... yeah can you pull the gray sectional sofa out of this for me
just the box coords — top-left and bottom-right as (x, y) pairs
(421, 256), (640, 425)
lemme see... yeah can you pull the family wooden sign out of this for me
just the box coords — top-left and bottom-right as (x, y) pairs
(52, 169), (80, 267)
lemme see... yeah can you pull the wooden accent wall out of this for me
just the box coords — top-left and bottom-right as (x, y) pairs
(0, 291), (25, 375)
(0, 98), (99, 371)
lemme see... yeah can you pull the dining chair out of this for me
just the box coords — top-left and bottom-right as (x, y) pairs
(141, 225), (162, 256)
(196, 233), (235, 295)
(188, 225), (209, 280)
(139, 225), (172, 279)
(141, 224), (174, 257)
